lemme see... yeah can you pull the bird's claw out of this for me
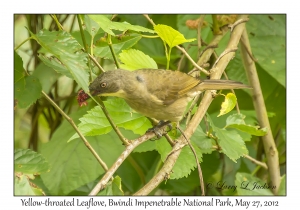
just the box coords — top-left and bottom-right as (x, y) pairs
(147, 121), (172, 140)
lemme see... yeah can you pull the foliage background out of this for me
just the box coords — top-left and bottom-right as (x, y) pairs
(14, 14), (286, 196)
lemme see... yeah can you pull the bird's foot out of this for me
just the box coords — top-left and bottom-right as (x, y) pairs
(147, 121), (172, 140)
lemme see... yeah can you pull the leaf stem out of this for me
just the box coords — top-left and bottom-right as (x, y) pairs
(77, 15), (93, 81)
(88, 54), (105, 73)
(107, 34), (120, 68)
(14, 37), (33, 51)
(141, 35), (160, 38)
(50, 14), (64, 30)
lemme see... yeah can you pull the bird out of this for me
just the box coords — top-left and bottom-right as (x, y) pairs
(86, 69), (251, 123)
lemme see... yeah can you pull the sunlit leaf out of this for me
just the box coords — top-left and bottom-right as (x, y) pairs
(154, 24), (196, 48)
(119, 49), (158, 70)
(218, 93), (237, 117)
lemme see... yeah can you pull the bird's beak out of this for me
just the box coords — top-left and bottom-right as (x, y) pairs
(88, 87), (100, 96)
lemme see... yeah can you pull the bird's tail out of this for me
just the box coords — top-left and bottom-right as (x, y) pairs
(198, 79), (252, 90)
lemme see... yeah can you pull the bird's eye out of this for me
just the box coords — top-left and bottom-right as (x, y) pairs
(100, 82), (107, 88)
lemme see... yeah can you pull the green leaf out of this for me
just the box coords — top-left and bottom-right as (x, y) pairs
(88, 15), (155, 36)
(94, 34), (142, 59)
(30, 29), (89, 92)
(98, 176), (124, 195)
(247, 15), (286, 87)
(154, 24), (196, 48)
(83, 15), (101, 37)
(226, 113), (268, 136)
(155, 138), (172, 161)
(227, 124), (267, 136)
(133, 140), (157, 153)
(171, 143), (202, 179)
(278, 174), (286, 195)
(32, 62), (60, 93)
(156, 136), (203, 180)
(14, 75), (42, 109)
(207, 114), (248, 162)
(38, 54), (73, 78)
(69, 98), (152, 141)
(14, 51), (25, 83)
(119, 49), (158, 70)
(14, 51), (42, 109)
(15, 175), (35, 195)
(14, 149), (50, 174)
(235, 172), (273, 195)
(40, 104), (125, 195)
(191, 126), (214, 154)
(218, 93), (237, 117)
(217, 129), (248, 162)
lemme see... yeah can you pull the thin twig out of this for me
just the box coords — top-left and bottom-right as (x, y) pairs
(184, 94), (201, 126)
(176, 46), (210, 75)
(240, 38), (258, 62)
(88, 54), (105, 73)
(198, 44), (218, 59)
(228, 18), (250, 32)
(244, 154), (268, 169)
(50, 14), (64, 30)
(143, 14), (155, 26)
(212, 145), (268, 169)
(177, 126), (205, 196)
(212, 48), (238, 69)
(107, 34), (120, 68)
(77, 15), (93, 81)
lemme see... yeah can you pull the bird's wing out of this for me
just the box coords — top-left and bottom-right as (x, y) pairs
(136, 69), (200, 105)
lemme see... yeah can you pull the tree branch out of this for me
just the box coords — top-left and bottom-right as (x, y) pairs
(240, 28), (280, 194)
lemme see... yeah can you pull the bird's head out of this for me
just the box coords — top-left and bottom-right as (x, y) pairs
(89, 70), (127, 97)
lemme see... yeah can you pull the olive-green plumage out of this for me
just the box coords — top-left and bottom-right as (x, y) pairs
(89, 69), (251, 122)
